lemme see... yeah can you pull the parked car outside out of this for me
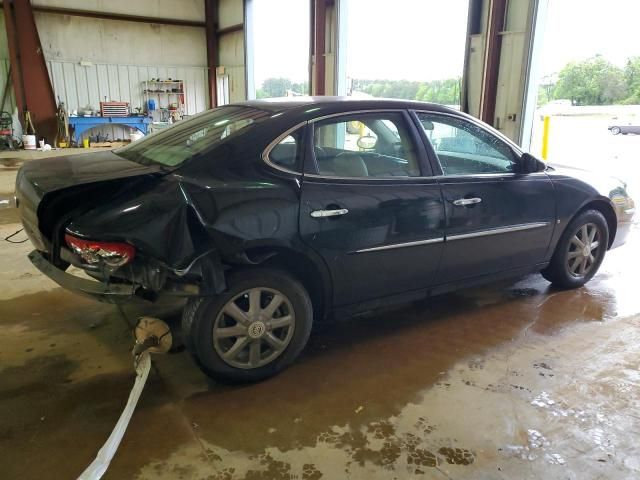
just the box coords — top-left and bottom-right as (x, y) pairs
(16, 97), (636, 382)
(608, 124), (640, 135)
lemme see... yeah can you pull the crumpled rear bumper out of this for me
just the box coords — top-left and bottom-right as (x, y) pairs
(29, 250), (136, 303)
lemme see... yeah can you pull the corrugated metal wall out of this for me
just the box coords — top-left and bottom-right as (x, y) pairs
(46, 60), (209, 142)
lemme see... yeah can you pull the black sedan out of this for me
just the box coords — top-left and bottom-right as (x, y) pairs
(16, 97), (636, 382)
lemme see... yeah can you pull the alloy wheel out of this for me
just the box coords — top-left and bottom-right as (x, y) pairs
(212, 287), (295, 369)
(566, 222), (601, 277)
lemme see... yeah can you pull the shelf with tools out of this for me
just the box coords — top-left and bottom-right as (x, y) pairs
(142, 80), (185, 123)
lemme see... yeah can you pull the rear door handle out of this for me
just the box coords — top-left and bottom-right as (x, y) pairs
(310, 208), (349, 218)
(453, 197), (482, 206)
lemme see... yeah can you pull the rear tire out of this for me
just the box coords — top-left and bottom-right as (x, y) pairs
(611, 126), (621, 135)
(541, 209), (608, 289)
(187, 268), (313, 383)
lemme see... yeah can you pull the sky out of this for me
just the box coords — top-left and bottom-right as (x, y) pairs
(251, 0), (468, 86)
(539, 0), (640, 78)
(344, 0), (469, 81)
(250, 0), (640, 88)
(252, 0), (311, 86)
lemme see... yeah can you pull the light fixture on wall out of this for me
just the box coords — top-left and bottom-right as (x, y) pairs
(79, 60), (93, 67)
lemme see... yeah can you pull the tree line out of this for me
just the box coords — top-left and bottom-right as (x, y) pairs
(540, 55), (640, 106)
(351, 78), (461, 105)
(256, 78), (309, 98)
(254, 76), (461, 104)
(255, 55), (640, 107)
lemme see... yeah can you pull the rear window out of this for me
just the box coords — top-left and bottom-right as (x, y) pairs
(116, 106), (269, 167)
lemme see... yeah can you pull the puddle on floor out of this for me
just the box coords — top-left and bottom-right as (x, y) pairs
(0, 222), (638, 479)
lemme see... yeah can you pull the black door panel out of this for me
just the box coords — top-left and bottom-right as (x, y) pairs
(438, 174), (556, 283)
(300, 110), (444, 307)
(412, 111), (557, 284)
(300, 178), (445, 306)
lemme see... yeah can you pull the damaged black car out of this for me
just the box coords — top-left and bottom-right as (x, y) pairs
(16, 97), (635, 382)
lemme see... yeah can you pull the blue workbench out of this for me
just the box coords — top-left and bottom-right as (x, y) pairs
(68, 116), (151, 142)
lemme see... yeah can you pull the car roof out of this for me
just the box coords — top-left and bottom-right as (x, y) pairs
(234, 96), (460, 116)
(226, 96), (522, 154)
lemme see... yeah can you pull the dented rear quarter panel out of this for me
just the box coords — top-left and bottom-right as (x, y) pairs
(65, 125), (320, 275)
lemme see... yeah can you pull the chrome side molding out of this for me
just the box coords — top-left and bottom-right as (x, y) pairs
(354, 237), (445, 253)
(354, 222), (550, 253)
(446, 222), (549, 241)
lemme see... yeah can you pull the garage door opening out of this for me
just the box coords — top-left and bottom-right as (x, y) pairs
(249, 0), (310, 99)
(344, 0), (469, 107)
(528, 0), (640, 195)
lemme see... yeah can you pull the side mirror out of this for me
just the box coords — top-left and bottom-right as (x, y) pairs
(520, 152), (546, 173)
(357, 134), (377, 150)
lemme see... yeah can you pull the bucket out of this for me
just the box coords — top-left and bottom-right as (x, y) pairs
(22, 134), (36, 150)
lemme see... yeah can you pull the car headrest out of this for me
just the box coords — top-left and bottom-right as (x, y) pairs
(334, 153), (368, 177)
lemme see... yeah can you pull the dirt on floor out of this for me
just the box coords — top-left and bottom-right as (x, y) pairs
(1, 154), (640, 479)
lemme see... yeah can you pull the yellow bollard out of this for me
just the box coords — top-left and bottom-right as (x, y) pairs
(541, 116), (550, 160)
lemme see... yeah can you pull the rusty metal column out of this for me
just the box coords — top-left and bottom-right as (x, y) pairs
(4, 0), (57, 142)
(3, 0), (25, 116)
(480, 0), (507, 125)
(205, 0), (219, 109)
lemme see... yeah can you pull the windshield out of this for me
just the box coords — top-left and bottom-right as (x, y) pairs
(116, 106), (270, 167)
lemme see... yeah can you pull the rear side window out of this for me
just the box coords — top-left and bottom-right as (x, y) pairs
(268, 128), (304, 172)
(312, 112), (420, 178)
(116, 106), (269, 167)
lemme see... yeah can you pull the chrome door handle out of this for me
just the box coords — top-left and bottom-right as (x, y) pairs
(453, 197), (482, 206)
(310, 208), (349, 218)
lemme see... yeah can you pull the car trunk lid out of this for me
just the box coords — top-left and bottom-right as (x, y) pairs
(15, 151), (163, 253)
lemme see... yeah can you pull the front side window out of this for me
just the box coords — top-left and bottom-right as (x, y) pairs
(416, 113), (517, 175)
(312, 112), (420, 178)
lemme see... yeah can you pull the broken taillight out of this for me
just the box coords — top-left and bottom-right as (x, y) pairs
(64, 234), (136, 267)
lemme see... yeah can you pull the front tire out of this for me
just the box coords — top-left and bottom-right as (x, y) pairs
(187, 269), (313, 383)
(542, 209), (608, 289)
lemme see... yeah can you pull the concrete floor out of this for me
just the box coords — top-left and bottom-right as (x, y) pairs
(1, 155), (640, 479)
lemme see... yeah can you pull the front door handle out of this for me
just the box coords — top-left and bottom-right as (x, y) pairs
(453, 197), (482, 207)
(310, 208), (349, 218)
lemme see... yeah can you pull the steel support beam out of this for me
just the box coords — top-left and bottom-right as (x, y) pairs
(0, 1), (244, 33)
(0, 2), (206, 28)
(205, 0), (219, 109)
(3, 0), (24, 115)
(4, 0), (57, 142)
(480, 0), (507, 124)
(217, 23), (243, 35)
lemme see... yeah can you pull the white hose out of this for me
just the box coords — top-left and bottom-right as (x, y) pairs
(77, 352), (151, 480)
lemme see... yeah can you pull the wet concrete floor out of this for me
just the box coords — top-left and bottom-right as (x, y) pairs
(1, 202), (640, 478)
